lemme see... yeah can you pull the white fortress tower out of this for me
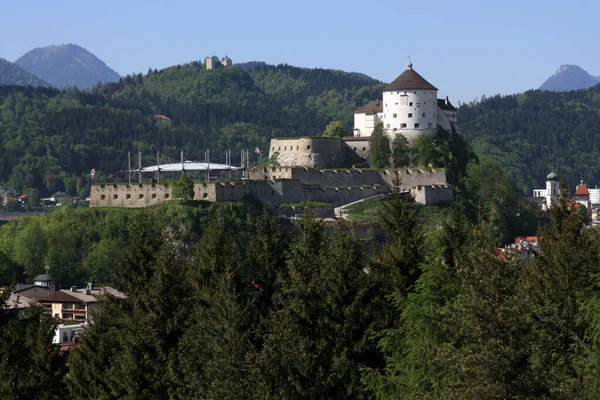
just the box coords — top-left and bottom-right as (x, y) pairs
(353, 58), (456, 143)
(545, 171), (559, 209)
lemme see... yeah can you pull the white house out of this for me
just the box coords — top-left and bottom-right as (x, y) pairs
(589, 187), (600, 204)
(353, 58), (456, 143)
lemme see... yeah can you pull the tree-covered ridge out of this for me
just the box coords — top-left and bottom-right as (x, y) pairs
(0, 61), (385, 197)
(0, 58), (49, 87)
(0, 185), (597, 398)
(458, 86), (600, 193)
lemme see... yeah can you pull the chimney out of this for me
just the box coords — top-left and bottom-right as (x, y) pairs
(445, 96), (449, 106)
(70, 286), (77, 292)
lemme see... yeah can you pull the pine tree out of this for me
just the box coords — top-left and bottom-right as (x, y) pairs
(432, 221), (533, 399)
(391, 134), (411, 168)
(0, 296), (66, 399)
(370, 123), (391, 169)
(251, 217), (376, 399)
(520, 180), (598, 397)
(367, 202), (469, 398)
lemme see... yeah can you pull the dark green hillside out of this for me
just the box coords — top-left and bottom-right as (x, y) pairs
(458, 87), (600, 193)
(0, 58), (49, 86)
(0, 62), (383, 196)
(244, 63), (385, 126)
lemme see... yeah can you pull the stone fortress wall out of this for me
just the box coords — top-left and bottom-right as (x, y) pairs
(91, 131), (453, 209)
(269, 137), (358, 169)
(90, 179), (390, 208)
(251, 166), (447, 191)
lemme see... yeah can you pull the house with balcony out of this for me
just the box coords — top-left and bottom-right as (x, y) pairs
(38, 284), (126, 322)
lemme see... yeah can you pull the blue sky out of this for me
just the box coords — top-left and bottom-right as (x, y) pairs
(1, 0), (598, 103)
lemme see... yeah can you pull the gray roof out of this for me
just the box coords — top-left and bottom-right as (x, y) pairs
(33, 274), (55, 282)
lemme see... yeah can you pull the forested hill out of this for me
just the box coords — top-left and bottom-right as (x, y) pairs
(0, 62), (383, 196)
(0, 58), (49, 87)
(458, 86), (600, 194)
(15, 44), (121, 90)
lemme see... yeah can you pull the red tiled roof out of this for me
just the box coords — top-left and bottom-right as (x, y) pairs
(515, 236), (538, 243)
(575, 184), (589, 196)
(383, 68), (438, 91)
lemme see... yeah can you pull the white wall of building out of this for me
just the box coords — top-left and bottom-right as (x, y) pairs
(589, 188), (600, 204)
(533, 189), (547, 197)
(353, 113), (382, 137)
(53, 323), (87, 344)
(546, 180), (559, 208)
(382, 90), (438, 140)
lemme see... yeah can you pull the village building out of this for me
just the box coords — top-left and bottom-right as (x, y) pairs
(38, 284), (126, 322)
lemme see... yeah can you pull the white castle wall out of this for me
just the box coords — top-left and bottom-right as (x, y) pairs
(382, 90), (438, 142)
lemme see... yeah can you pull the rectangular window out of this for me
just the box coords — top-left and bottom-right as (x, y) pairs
(386, 124), (391, 128)
(414, 123), (420, 128)
(428, 123), (433, 128)
(422, 113), (426, 117)
(400, 123), (407, 128)
(393, 113), (397, 118)
(409, 102), (413, 106)
(408, 113), (413, 118)
(307, 145), (311, 150)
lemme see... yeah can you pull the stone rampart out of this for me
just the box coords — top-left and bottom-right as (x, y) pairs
(90, 169), (450, 209)
(253, 167), (447, 190)
(90, 183), (173, 208)
(269, 137), (346, 168)
(410, 184), (453, 205)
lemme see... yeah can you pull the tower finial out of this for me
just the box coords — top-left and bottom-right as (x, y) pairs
(407, 56), (413, 69)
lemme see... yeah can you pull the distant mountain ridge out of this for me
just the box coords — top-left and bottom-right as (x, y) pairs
(0, 58), (49, 86)
(15, 44), (121, 89)
(539, 64), (599, 92)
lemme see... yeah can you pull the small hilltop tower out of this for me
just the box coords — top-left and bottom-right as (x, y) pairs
(205, 55), (233, 70)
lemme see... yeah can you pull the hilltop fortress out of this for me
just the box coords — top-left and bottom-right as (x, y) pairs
(353, 58), (457, 142)
(90, 60), (455, 210)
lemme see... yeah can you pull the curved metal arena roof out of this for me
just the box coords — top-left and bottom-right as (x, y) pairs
(138, 161), (238, 173)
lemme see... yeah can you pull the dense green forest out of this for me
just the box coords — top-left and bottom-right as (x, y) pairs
(0, 62), (383, 197)
(458, 86), (600, 194)
(1, 183), (599, 399)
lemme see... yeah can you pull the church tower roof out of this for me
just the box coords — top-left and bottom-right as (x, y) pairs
(383, 59), (438, 91)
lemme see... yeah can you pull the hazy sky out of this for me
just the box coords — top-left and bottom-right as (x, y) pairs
(1, 0), (598, 103)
